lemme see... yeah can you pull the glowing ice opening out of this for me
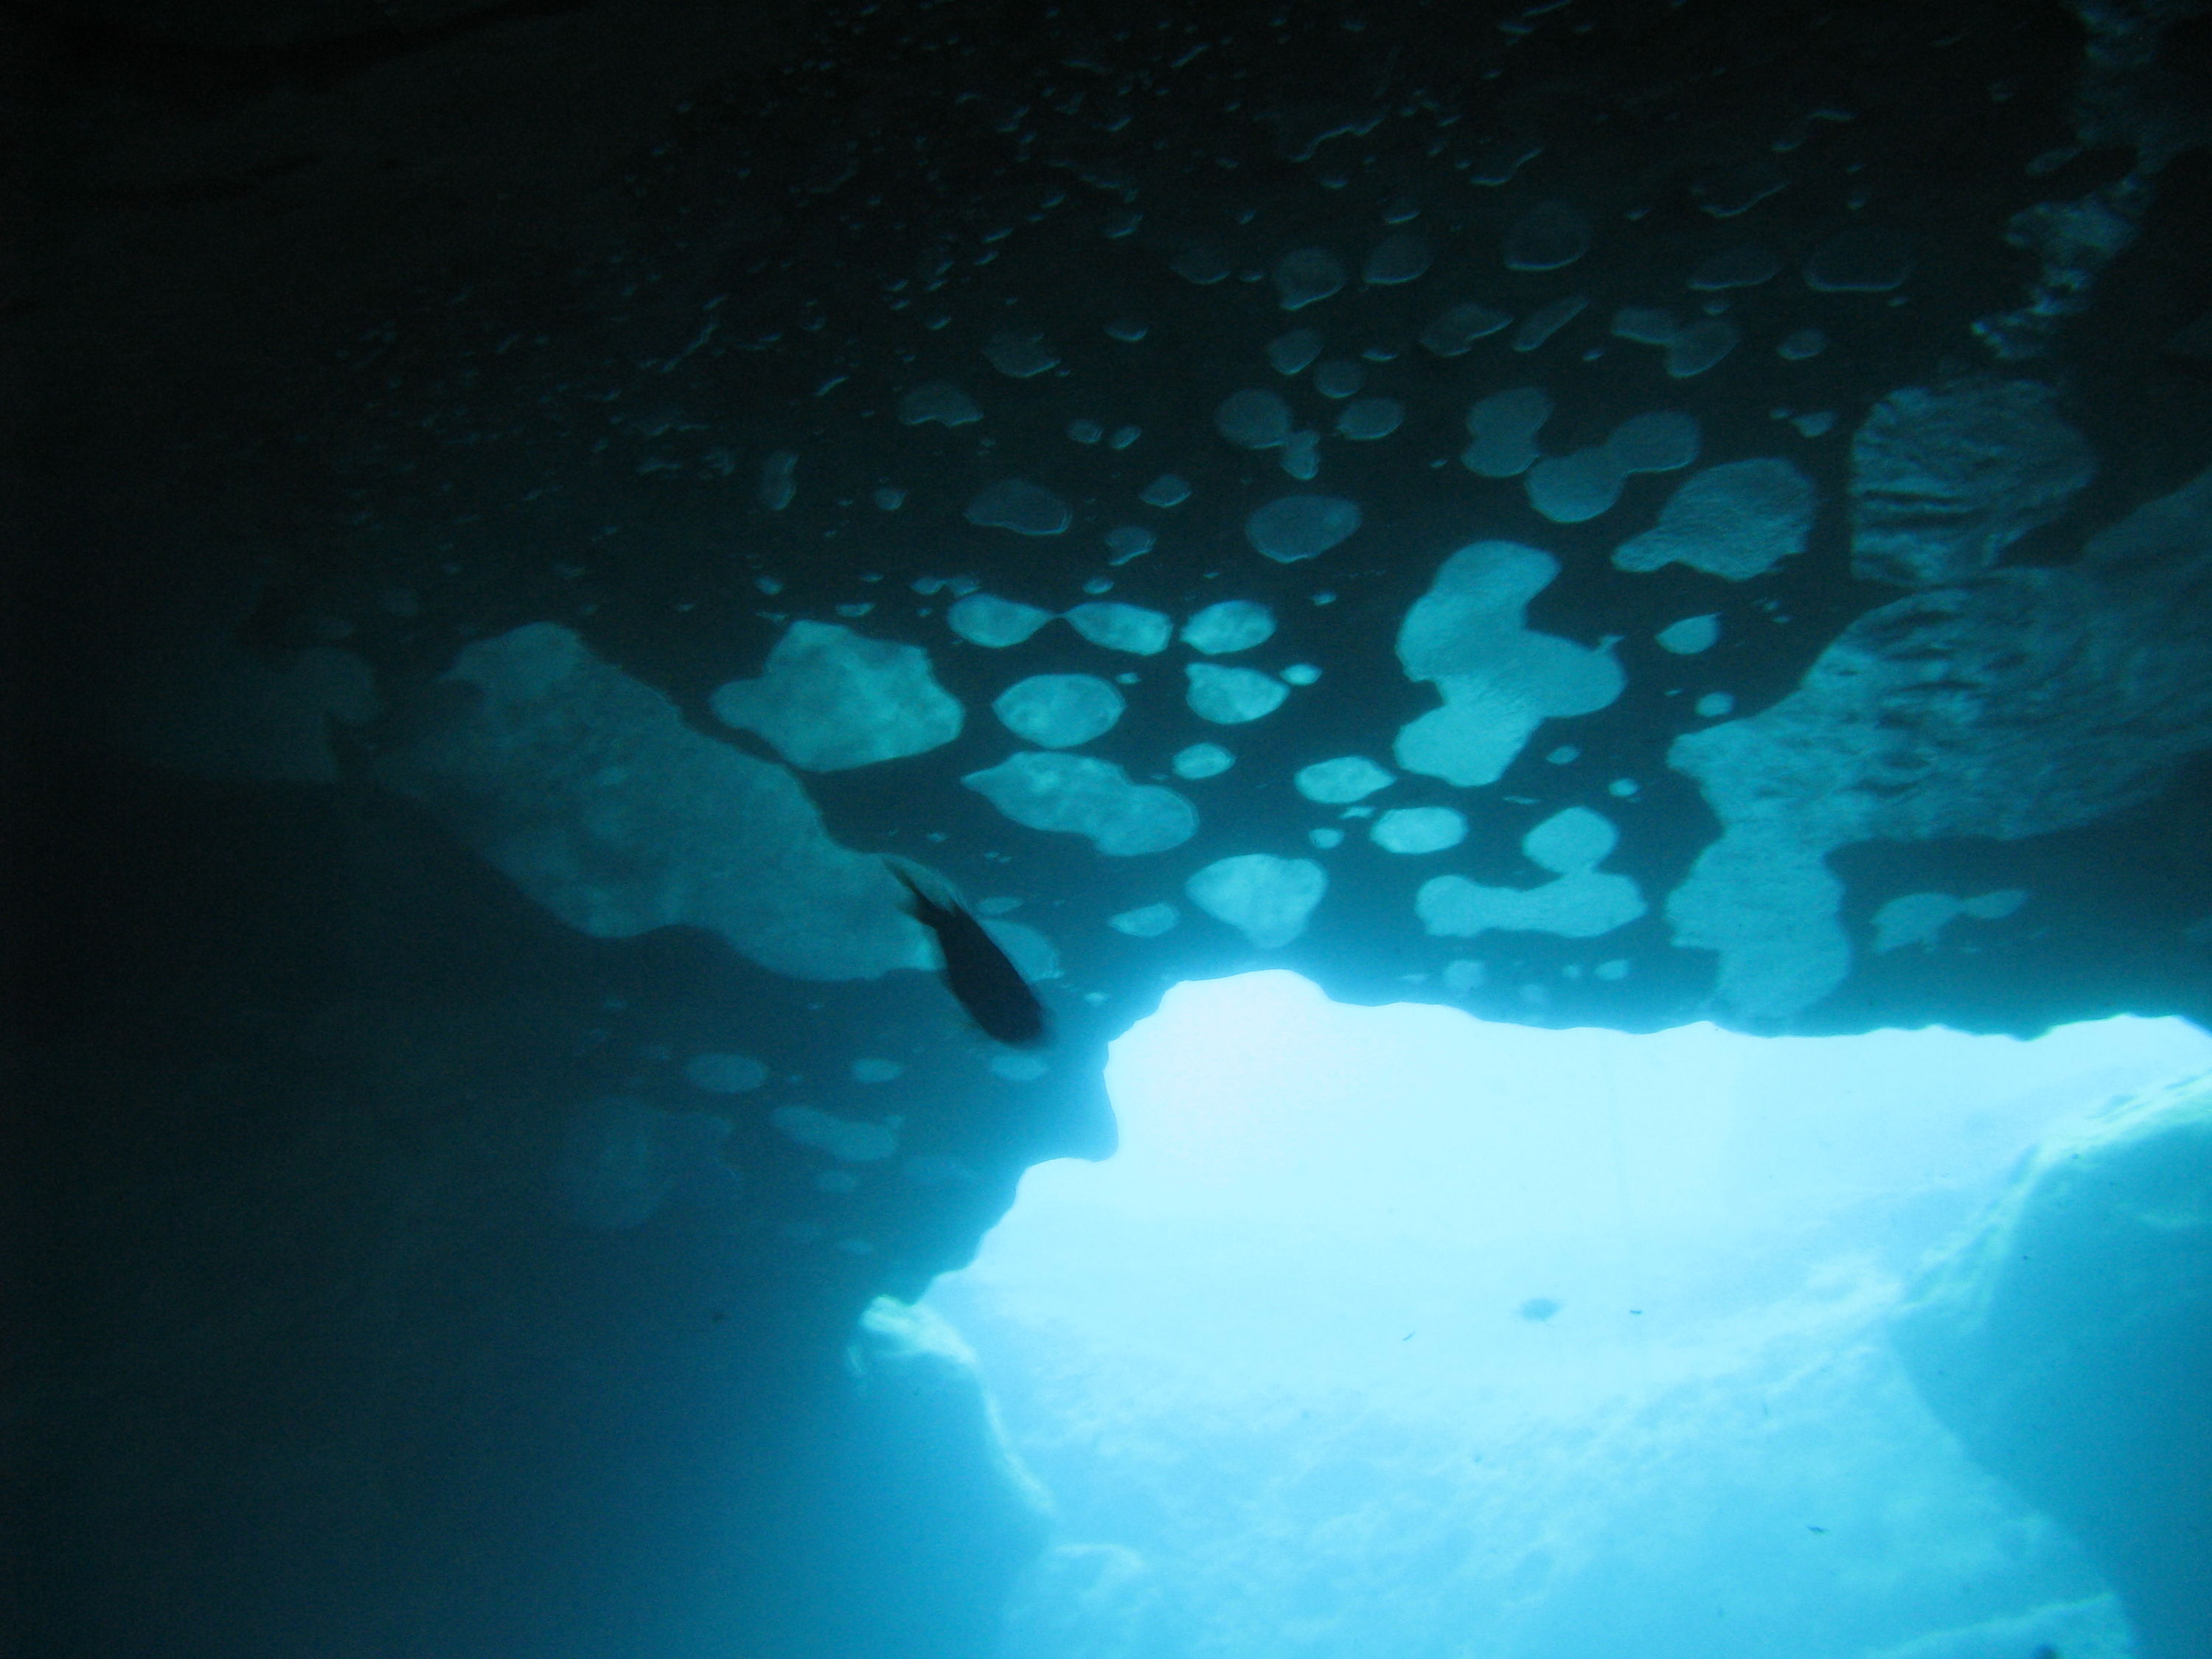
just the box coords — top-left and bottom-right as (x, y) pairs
(932, 970), (2212, 1659)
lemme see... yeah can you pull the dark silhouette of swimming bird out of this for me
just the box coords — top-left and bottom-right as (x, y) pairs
(886, 859), (1052, 1050)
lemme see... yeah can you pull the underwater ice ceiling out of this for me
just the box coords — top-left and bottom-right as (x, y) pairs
(76, 0), (2212, 1278)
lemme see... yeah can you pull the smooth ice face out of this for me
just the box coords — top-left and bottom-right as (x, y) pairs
(1416, 807), (1644, 939)
(1245, 495), (1362, 562)
(1613, 459), (1818, 580)
(965, 478), (1073, 535)
(963, 753), (1197, 855)
(1065, 601), (1172, 655)
(1503, 200), (1593, 270)
(374, 623), (917, 981)
(1214, 389), (1295, 450)
(992, 674), (1126, 748)
(710, 621), (964, 771)
(1186, 664), (1289, 723)
(1462, 386), (1553, 477)
(1848, 380), (2096, 585)
(1394, 543), (1624, 787)
(1657, 614), (1722, 654)
(1295, 757), (1394, 803)
(1185, 854), (1327, 947)
(1371, 806), (1468, 854)
(947, 593), (1054, 647)
(1274, 246), (1346, 310)
(1180, 599), (1276, 655)
(897, 380), (982, 425)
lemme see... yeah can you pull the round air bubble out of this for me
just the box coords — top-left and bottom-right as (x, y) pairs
(985, 330), (1059, 378)
(1065, 602), (1172, 655)
(1184, 854), (1327, 948)
(1295, 756), (1394, 803)
(1066, 420), (1104, 444)
(1664, 318), (1741, 378)
(1524, 806), (1618, 873)
(947, 593), (1053, 647)
(1526, 449), (1626, 524)
(1109, 902), (1180, 937)
(1274, 246), (1346, 310)
(1103, 526), (1156, 564)
(1512, 295), (1588, 352)
(1655, 614), (1720, 654)
(1695, 692), (1734, 717)
(684, 1052), (768, 1093)
(1245, 495), (1362, 562)
(1181, 599), (1276, 655)
(1419, 302), (1513, 357)
(1688, 244), (1782, 290)
(1312, 359), (1366, 398)
(1777, 327), (1827, 361)
(1804, 226), (1914, 292)
(991, 1054), (1049, 1082)
(1268, 329), (1324, 375)
(1611, 307), (1680, 345)
(1172, 743), (1235, 779)
(1172, 246), (1231, 285)
(1141, 474), (1192, 508)
(1371, 807), (1468, 854)
(1105, 318), (1150, 342)
(1605, 411), (1701, 473)
(1186, 664), (1289, 723)
(1108, 425), (1141, 449)
(1279, 664), (1321, 686)
(965, 479), (1071, 535)
(1503, 201), (1593, 271)
(897, 381), (982, 426)
(1363, 233), (1433, 285)
(1214, 389), (1295, 450)
(759, 451), (797, 511)
(1279, 430), (1321, 481)
(993, 675), (1126, 747)
(873, 487), (905, 510)
(1335, 397), (1403, 440)
(1461, 386), (1553, 478)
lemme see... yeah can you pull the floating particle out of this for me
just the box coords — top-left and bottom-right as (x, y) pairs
(1611, 307), (1680, 346)
(1336, 397), (1404, 440)
(1503, 201), (1593, 271)
(1279, 430), (1321, 480)
(1108, 425), (1141, 449)
(947, 593), (1054, 647)
(1279, 664), (1321, 685)
(1109, 902), (1181, 937)
(759, 449), (798, 510)
(1103, 526), (1156, 565)
(1295, 755), (1394, 802)
(1105, 319), (1150, 342)
(1181, 599), (1276, 655)
(963, 752), (1197, 855)
(1245, 494), (1362, 562)
(1804, 226), (1914, 291)
(965, 479), (1072, 535)
(1512, 296), (1587, 351)
(1275, 246), (1347, 310)
(1462, 386), (1554, 477)
(1613, 459), (1817, 580)
(897, 382), (983, 425)
(1172, 742), (1236, 779)
(872, 487), (907, 510)
(1526, 450), (1627, 524)
(1656, 614), (1721, 653)
(1065, 602), (1172, 655)
(1214, 389), (1295, 450)
(1419, 302), (1514, 356)
(1688, 245), (1782, 290)
(1268, 328), (1325, 375)
(1694, 691), (1734, 717)
(1186, 664), (1290, 723)
(993, 675), (1127, 747)
(1777, 327), (1827, 361)
(1691, 161), (1789, 218)
(1665, 318), (1742, 378)
(1141, 474), (1192, 507)
(1372, 806), (1468, 854)
(1172, 245), (1232, 285)
(985, 330), (1060, 378)
(1363, 233), (1433, 285)
(684, 1052), (768, 1093)
(1066, 420), (1104, 444)
(1185, 854), (1326, 947)
(1604, 411), (1701, 473)
(1312, 358), (1367, 398)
